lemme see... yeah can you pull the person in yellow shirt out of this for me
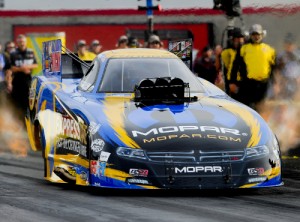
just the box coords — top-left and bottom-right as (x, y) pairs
(221, 27), (245, 99)
(231, 24), (276, 110)
(76, 40), (96, 61)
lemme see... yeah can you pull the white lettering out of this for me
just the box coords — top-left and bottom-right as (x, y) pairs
(179, 125), (199, 131)
(221, 128), (240, 136)
(174, 166), (223, 174)
(99, 151), (111, 162)
(158, 126), (178, 133)
(132, 126), (242, 138)
(200, 126), (220, 133)
(132, 128), (158, 137)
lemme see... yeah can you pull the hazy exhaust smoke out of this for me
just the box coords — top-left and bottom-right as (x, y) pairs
(259, 73), (300, 155)
(0, 94), (29, 157)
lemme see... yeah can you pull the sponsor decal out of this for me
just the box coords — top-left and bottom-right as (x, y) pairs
(15, 59), (34, 66)
(29, 78), (37, 111)
(247, 168), (265, 176)
(60, 116), (80, 139)
(56, 138), (87, 157)
(248, 177), (267, 183)
(132, 126), (245, 143)
(127, 178), (151, 185)
(90, 160), (106, 177)
(132, 126), (242, 137)
(80, 171), (88, 181)
(94, 182), (101, 187)
(56, 115), (87, 144)
(99, 151), (111, 162)
(142, 134), (242, 143)
(89, 122), (101, 135)
(129, 169), (149, 177)
(174, 166), (223, 174)
(91, 139), (105, 152)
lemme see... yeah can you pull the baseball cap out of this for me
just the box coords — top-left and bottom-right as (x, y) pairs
(249, 24), (264, 35)
(148, 35), (161, 44)
(118, 35), (128, 44)
(128, 37), (139, 48)
(91, 39), (101, 46)
(232, 27), (244, 38)
(77, 39), (86, 46)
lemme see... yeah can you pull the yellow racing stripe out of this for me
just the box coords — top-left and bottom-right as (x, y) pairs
(205, 98), (261, 147)
(103, 96), (140, 148)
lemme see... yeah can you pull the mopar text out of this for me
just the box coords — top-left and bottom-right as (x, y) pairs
(132, 126), (241, 137)
(175, 166), (223, 174)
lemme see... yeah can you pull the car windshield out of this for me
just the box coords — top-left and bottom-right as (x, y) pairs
(98, 58), (205, 93)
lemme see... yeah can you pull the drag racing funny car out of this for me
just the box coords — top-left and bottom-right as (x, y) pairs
(25, 39), (283, 189)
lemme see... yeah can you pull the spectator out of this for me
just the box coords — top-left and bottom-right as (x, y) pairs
(274, 33), (300, 99)
(127, 36), (141, 48)
(220, 27), (245, 99)
(116, 35), (128, 49)
(214, 44), (224, 89)
(231, 24), (276, 110)
(9, 34), (38, 119)
(3, 41), (15, 93)
(0, 43), (5, 89)
(76, 39), (96, 61)
(90, 39), (102, 55)
(193, 46), (218, 84)
(147, 35), (162, 49)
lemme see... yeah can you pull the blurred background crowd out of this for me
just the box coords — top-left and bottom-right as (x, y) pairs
(1, 26), (300, 153)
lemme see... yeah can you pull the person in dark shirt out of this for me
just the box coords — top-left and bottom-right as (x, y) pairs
(9, 34), (38, 118)
(3, 41), (16, 93)
(193, 46), (218, 84)
(0, 43), (5, 90)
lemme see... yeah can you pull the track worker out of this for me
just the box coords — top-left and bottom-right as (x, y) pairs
(76, 39), (96, 61)
(9, 34), (38, 118)
(221, 27), (245, 99)
(231, 24), (276, 110)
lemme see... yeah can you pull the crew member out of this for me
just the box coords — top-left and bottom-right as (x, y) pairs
(3, 41), (16, 93)
(127, 36), (141, 48)
(275, 33), (300, 99)
(76, 39), (96, 61)
(221, 27), (245, 99)
(193, 46), (218, 84)
(231, 24), (276, 110)
(0, 43), (5, 90)
(9, 34), (38, 118)
(90, 39), (102, 55)
(116, 35), (128, 49)
(147, 35), (162, 49)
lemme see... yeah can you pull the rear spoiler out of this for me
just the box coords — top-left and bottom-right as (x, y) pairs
(42, 39), (91, 81)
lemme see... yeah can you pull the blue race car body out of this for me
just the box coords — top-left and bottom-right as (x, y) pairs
(26, 41), (283, 189)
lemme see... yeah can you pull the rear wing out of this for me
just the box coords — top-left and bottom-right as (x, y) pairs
(42, 39), (91, 81)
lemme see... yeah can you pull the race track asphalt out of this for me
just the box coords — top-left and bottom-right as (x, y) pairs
(0, 151), (300, 222)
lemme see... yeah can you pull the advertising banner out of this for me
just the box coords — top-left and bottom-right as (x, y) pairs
(42, 39), (62, 81)
(25, 32), (66, 76)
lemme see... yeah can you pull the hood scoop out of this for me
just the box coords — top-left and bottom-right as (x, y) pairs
(133, 77), (197, 106)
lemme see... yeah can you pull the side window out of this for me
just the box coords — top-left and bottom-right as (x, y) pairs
(79, 59), (100, 92)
